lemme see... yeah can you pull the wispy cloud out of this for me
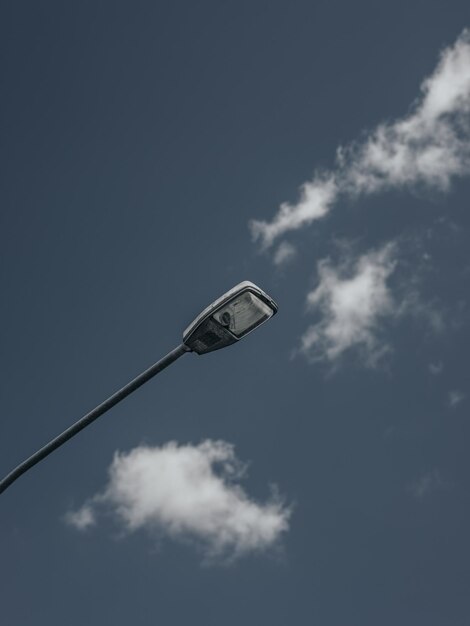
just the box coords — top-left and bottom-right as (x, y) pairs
(273, 241), (297, 267)
(299, 243), (398, 365)
(65, 440), (290, 562)
(408, 469), (447, 499)
(428, 361), (443, 375)
(250, 30), (470, 251)
(448, 390), (466, 408)
(65, 504), (95, 531)
(250, 175), (337, 250)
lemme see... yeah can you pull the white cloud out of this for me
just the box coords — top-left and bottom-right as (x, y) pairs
(299, 244), (397, 365)
(65, 440), (290, 562)
(297, 239), (445, 366)
(250, 175), (337, 249)
(448, 390), (466, 408)
(408, 469), (446, 499)
(64, 504), (96, 531)
(273, 241), (297, 267)
(250, 30), (470, 249)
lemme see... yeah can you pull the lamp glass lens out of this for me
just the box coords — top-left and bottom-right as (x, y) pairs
(212, 291), (273, 337)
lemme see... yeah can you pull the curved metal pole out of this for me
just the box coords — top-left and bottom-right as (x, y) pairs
(0, 343), (190, 495)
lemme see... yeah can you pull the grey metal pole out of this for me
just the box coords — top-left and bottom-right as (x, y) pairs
(0, 343), (190, 495)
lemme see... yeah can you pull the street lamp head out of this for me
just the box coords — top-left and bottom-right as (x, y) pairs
(183, 281), (278, 355)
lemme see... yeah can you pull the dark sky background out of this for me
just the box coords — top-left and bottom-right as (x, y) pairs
(1, 2), (470, 625)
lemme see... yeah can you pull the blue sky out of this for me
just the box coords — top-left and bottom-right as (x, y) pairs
(1, 2), (470, 625)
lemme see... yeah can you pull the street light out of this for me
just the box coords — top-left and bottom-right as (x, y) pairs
(0, 281), (278, 494)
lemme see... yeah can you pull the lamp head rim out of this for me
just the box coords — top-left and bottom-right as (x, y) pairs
(183, 280), (278, 347)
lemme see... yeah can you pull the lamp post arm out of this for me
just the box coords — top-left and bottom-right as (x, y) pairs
(0, 343), (190, 495)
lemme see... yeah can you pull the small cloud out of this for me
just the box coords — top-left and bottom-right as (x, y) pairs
(295, 239), (447, 369)
(400, 289), (445, 334)
(449, 390), (466, 408)
(273, 241), (297, 267)
(65, 440), (291, 563)
(64, 504), (96, 531)
(408, 469), (447, 499)
(428, 361), (443, 375)
(299, 243), (397, 366)
(250, 175), (337, 250)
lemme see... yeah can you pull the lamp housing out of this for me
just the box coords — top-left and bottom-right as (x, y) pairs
(183, 281), (278, 355)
